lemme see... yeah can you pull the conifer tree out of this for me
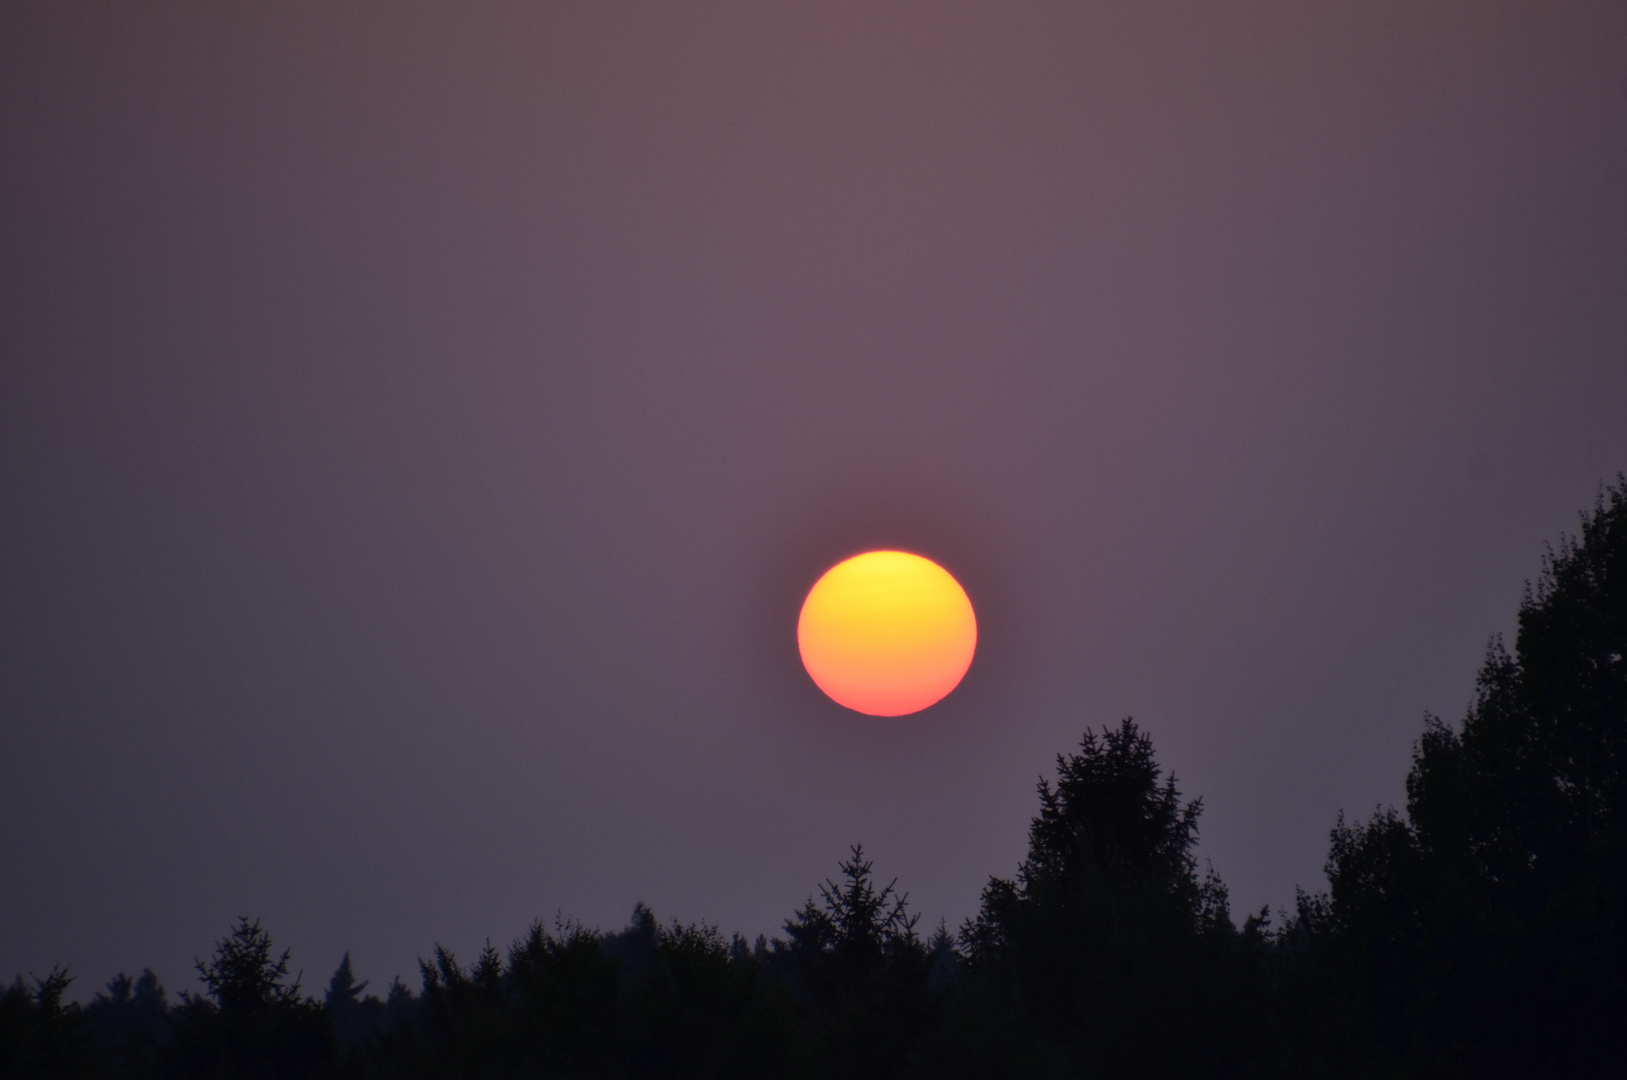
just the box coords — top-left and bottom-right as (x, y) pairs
(0, 968), (91, 1079)
(164, 918), (334, 1079)
(1312, 477), (1627, 1077)
(778, 846), (933, 1080)
(962, 718), (1237, 1078)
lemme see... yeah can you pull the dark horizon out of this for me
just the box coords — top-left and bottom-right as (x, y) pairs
(8, 476), (1627, 1078)
(4, 0), (1626, 1005)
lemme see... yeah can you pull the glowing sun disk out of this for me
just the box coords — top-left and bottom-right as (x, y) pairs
(797, 551), (976, 716)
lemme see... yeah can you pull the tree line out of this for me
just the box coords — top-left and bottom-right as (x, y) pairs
(6, 479), (1624, 1078)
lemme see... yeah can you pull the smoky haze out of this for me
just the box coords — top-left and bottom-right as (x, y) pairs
(2, 0), (1624, 997)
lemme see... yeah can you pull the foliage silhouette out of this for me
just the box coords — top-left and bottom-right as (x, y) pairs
(0, 967), (94, 1079)
(360, 910), (793, 1079)
(3, 478), (1622, 1078)
(957, 717), (1258, 1078)
(774, 845), (936, 1078)
(1294, 476), (1627, 1078)
(325, 953), (388, 1049)
(85, 969), (171, 1077)
(162, 917), (335, 1079)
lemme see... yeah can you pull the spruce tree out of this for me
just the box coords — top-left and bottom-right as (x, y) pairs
(962, 718), (1236, 1078)
(1315, 477), (1627, 1077)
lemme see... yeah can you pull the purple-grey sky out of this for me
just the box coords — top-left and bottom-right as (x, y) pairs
(3, 0), (1625, 999)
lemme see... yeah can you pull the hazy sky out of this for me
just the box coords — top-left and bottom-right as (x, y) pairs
(4, 0), (1625, 999)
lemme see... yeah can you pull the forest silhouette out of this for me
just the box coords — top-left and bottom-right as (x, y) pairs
(5, 480), (1624, 1079)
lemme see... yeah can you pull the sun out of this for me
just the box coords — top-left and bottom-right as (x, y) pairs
(797, 550), (977, 716)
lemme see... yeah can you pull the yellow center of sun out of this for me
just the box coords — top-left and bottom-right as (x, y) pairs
(797, 550), (976, 716)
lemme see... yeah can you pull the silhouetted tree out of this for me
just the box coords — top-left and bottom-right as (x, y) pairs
(10, 482), (1621, 1079)
(1301, 476), (1627, 1078)
(775, 845), (934, 1079)
(82, 969), (170, 1076)
(621, 914), (794, 1078)
(381, 976), (418, 1033)
(960, 718), (1248, 1078)
(362, 920), (617, 1077)
(163, 917), (335, 1079)
(0, 967), (94, 1079)
(325, 952), (387, 1049)
(924, 919), (961, 992)
(86, 969), (169, 1046)
(363, 906), (793, 1079)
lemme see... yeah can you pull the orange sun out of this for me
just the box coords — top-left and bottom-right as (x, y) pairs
(797, 550), (977, 716)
